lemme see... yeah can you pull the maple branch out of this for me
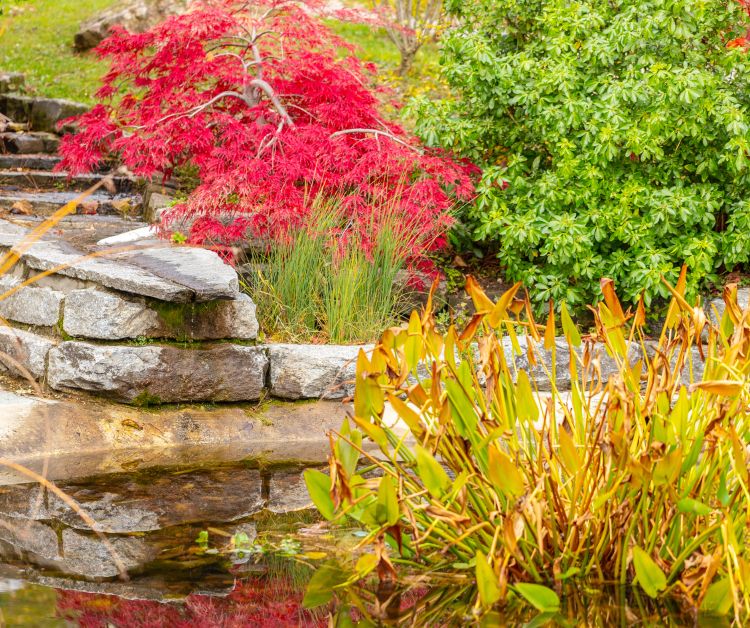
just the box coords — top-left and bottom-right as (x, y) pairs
(330, 128), (422, 153)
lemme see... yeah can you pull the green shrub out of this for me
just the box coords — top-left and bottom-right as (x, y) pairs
(411, 0), (750, 309)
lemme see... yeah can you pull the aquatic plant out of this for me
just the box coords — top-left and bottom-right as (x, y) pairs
(309, 272), (750, 620)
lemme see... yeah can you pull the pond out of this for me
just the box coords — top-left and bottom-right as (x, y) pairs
(0, 461), (734, 626)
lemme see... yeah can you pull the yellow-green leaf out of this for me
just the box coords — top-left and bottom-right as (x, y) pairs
(304, 469), (335, 520)
(633, 546), (667, 598)
(700, 578), (733, 615)
(513, 583), (560, 611)
(375, 475), (400, 527)
(488, 445), (525, 497)
(560, 301), (581, 346)
(476, 551), (501, 608)
(414, 444), (450, 497)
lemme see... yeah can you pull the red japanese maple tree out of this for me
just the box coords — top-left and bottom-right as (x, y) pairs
(60, 0), (475, 258)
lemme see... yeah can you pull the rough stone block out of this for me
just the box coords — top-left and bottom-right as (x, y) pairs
(0, 276), (64, 327)
(112, 246), (240, 301)
(47, 341), (268, 403)
(29, 98), (88, 134)
(0, 72), (25, 95)
(62, 289), (258, 340)
(60, 528), (153, 578)
(63, 289), (162, 340)
(502, 336), (643, 392)
(267, 471), (314, 513)
(0, 326), (56, 380)
(0, 94), (34, 124)
(267, 343), (368, 399)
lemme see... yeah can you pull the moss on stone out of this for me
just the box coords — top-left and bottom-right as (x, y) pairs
(150, 299), (222, 342)
(132, 391), (164, 407)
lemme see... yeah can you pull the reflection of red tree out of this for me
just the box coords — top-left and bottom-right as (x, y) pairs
(56, 577), (325, 627)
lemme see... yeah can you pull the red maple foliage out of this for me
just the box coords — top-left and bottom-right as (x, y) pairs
(59, 0), (476, 259)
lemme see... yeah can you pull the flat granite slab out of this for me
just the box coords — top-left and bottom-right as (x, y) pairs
(0, 218), (239, 302)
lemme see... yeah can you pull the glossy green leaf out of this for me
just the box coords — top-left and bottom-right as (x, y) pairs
(304, 469), (334, 520)
(700, 578), (733, 615)
(414, 444), (450, 498)
(677, 497), (711, 516)
(302, 564), (348, 608)
(375, 475), (400, 526)
(513, 583), (560, 611)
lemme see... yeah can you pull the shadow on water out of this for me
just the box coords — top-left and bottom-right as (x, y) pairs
(0, 461), (736, 626)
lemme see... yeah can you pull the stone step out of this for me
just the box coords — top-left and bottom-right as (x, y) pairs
(8, 214), (148, 251)
(0, 94), (88, 134)
(0, 218), (240, 303)
(0, 131), (59, 154)
(0, 189), (142, 217)
(0, 153), (61, 171)
(0, 169), (135, 193)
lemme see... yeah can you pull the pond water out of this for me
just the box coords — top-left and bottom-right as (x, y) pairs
(0, 461), (734, 626)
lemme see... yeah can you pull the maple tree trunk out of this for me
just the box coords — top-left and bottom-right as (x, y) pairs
(397, 47), (418, 76)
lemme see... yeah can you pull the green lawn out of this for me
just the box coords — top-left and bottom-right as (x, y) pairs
(0, 0), (117, 103)
(328, 21), (443, 99)
(0, 1), (439, 104)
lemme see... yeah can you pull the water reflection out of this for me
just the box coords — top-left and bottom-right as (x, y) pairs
(0, 461), (737, 626)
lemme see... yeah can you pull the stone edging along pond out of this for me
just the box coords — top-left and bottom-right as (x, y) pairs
(0, 217), (712, 406)
(0, 218), (368, 404)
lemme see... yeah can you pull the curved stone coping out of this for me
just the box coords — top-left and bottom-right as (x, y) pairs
(0, 321), (708, 406)
(0, 389), (348, 481)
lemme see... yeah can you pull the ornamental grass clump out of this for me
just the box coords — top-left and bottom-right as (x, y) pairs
(307, 272), (750, 619)
(248, 197), (419, 344)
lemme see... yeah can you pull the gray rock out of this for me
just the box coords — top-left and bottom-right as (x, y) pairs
(0, 73), (25, 95)
(20, 240), (193, 302)
(47, 341), (268, 403)
(1, 133), (42, 154)
(0, 94), (34, 124)
(706, 287), (750, 326)
(41, 467), (264, 533)
(0, 515), (60, 560)
(267, 471), (314, 513)
(0, 326), (56, 380)
(62, 289), (258, 340)
(63, 289), (162, 340)
(267, 343), (369, 399)
(29, 98), (88, 134)
(75, 0), (188, 52)
(0, 276), (64, 327)
(60, 528), (153, 578)
(502, 336), (642, 392)
(113, 246), (239, 301)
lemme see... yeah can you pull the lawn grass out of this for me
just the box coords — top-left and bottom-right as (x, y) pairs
(0, 0), (117, 103)
(328, 20), (443, 99)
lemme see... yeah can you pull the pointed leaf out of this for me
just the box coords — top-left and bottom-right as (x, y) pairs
(475, 551), (501, 607)
(633, 547), (667, 598)
(414, 444), (450, 498)
(513, 583), (560, 612)
(304, 469), (335, 520)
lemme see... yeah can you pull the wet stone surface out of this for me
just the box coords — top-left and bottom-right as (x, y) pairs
(0, 461), (315, 581)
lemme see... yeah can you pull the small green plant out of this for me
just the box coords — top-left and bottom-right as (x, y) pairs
(308, 273), (750, 620)
(248, 196), (416, 344)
